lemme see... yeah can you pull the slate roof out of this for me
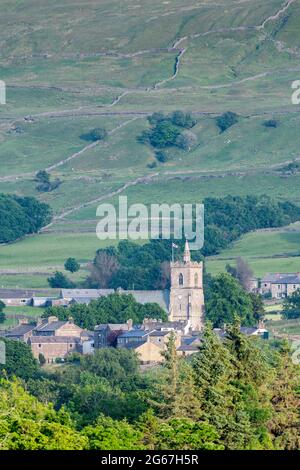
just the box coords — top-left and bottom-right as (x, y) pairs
(262, 273), (300, 284)
(94, 323), (130, 331)
(34, 321), (67, 332)
(240, 327), (260, 335)
(61, 289), (114, 299)
(30, 336), (80, 344)
(0, 289), (54, 299)
(6, 323), (37, 337)
(118, 289), (170, 312)
(149, 330), (169, 337)
(70, 297), (94, 305)
(119, 329), (152, 339)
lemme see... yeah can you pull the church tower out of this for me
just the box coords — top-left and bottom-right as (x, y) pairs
(169, 240), (205, 331)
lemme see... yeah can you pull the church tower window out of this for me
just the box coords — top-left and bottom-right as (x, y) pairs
(194, 273), (198, 287)
(179, 273), (183, 286)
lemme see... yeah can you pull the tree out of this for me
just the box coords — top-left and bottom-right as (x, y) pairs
(64, 257), (80, 273)
(267, 341), (300, 450)
(0, 194), (52, 243)
(0, 379), (87, 450)
(149, 417), (223, 450)
(47, 271), (75, 289)
(175, 130), (197, 151)
(0, 301), (6, 324)
(36, 170), (62, 193)
(150, 333), (201, 420)
(282, 289), (300, 319)
(43, 293), (167, 329)
(36, 170), (50, 184)
(206, 273), (256, 327)
(227, 257), (254, 292)
(171, 111), (197, 129)
(236, 257), (254, 291)
(263, 119), (278, 128)
(0, 338), (39, 380)
(83, 415), (143, 450)
(38, 353), (46, 366)
(89, 128), (108, 141)
(88, 250), (119, 288)
(216, 111), (239, 132)
(249, 293), (265, 322)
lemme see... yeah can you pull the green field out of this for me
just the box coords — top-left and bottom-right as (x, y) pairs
(1, 0), (300, 287)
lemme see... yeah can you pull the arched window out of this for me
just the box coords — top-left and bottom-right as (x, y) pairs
(179, 273), (183, 286)
(194, 273), (198, 287)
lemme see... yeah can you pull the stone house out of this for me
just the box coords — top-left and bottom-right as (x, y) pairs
(30, 336), (80, 362)
(94, 320), (133, 348)
(5, 320), (37, 342)
(4, 316), (93, 363)
(260, 273), (300, 299)
(117, 328), (180, 364)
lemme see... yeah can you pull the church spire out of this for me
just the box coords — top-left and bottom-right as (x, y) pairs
(183, 239), (191, 263)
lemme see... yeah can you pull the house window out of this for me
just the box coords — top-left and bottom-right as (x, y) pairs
(38, 344), (41, 348)
(278, 285), (281, 289)
(70, 344), (73, 347)
(179, 273), (183, 286)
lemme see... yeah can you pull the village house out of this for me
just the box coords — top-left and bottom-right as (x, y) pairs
(94, 320), (133, 348)
(4, 316), (94, 363)
(259, 273), (300, 299)
(117, 327), (182, 364)
(5, 319), (37, 342)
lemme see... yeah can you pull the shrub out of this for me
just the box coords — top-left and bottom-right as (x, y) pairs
(216, 111), (239, 132)
(263, 119), (278, 128)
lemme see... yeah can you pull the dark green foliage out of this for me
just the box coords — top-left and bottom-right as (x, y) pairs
(216, 111), (239, 132)
(43, 292), (167, 329)
(0, 338), (39, 380)
(0, 194), (52, 243)
(282, 289), (300, 319)
(249, 293), (265, 321)
(38, 353), (46, 366)
(202, 195), (300, 255)
(86, 195), (300, 291)
(1, 327), (299, 450)
(171, 111), (197, 129)
(143, 120), (180, 148)
(263, 119), (279, 128)
(139, 111), (197, 151)
(205, 273), (256, 327)
(147, 160), (157, 169)
(82, 127), (108, 142)
(155, 150), (169, 162)
(0, 300), (5, 324)
(47, 271), (75, 288)
(64, 257), (80, 273)
(36, 170), (62, 192)
(279, 161), (300, 175)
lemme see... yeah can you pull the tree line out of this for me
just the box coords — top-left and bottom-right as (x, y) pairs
(0, 321), (299, 450)
(0, 194), (52, 243)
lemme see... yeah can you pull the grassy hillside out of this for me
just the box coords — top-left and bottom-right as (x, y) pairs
(1, 0), (300, 287)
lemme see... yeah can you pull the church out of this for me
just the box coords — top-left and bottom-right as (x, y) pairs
(115, 240), (205, 330)
(57, 240), (205, 331)
(169, 240), (205, 331)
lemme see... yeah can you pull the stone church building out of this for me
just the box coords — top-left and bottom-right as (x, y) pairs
(169, 240), (205, 331)
(54, 240), (205, 332)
